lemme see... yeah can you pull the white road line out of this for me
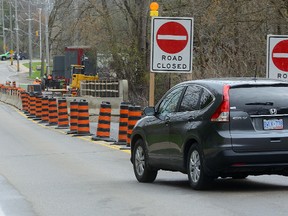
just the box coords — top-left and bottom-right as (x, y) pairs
(273, 53), (288, 58)
(157, 35), (187, 40)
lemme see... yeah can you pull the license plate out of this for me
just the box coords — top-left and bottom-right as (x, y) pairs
(263, 119), (283, 130)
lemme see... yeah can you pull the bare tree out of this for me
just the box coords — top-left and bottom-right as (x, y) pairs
(45, 0), (288, 105)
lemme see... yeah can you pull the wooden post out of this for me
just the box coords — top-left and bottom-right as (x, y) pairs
(187, 73), (193, 80)
(149, 72), (155, 106)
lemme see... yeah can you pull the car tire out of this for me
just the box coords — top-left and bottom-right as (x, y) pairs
(132, 139), (157, 183)
(187, 145), (213, 190)
(1, 57), (5, 61)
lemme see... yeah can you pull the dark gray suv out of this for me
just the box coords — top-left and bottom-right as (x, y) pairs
(130, 78), (288, 190)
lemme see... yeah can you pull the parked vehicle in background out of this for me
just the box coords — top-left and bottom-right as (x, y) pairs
(13, 52), (28, 60)
(0, 52), (11, 61)
(130, 78), (288, 190)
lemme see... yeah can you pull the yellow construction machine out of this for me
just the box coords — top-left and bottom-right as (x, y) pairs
(70, 64), (98, 95)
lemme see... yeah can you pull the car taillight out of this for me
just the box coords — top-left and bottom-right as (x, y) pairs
(211, 85), (230, 122)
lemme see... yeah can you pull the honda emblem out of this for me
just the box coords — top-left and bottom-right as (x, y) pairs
(269, 108), (277, 115)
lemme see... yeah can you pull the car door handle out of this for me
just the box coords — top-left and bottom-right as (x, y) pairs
(270, 138), (281, 143)
(188, 116), (195, 121)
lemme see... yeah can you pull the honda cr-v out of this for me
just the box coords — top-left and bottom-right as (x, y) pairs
(130, 78), (288, 190)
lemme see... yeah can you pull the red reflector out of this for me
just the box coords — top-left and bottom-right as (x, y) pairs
(231, 163), (246, 167)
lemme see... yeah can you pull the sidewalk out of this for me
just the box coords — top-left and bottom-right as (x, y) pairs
(8, 60), (29, 73)
(7, 60), (33, 84)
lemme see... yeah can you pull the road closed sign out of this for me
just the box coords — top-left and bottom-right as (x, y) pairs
(267, 35), (288, 80)
(151, 17), (193, 73)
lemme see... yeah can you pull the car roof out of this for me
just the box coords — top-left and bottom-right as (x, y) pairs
(178, 77), (288, 88)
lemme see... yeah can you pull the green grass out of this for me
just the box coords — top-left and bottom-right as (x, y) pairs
(23, 62), (46, 79)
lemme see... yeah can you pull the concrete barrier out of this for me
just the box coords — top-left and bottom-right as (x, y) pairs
(1, 90), (125, 117)
(64, 96), (123, 116)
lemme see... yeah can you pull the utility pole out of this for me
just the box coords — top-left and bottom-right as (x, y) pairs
(9, 1), (12, 50)
(9, 0), (13, 65)
(1, 0), (6, 53)
(28, 0), (32, 77)
(74, 0), (79, 45)
(39, 8), (42, 61)
(14, 0), (19, 72)
(45, 0), (50, 74)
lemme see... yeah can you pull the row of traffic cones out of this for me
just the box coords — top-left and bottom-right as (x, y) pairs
(22, 93), (91, 136)
(20, 93), (142, 147)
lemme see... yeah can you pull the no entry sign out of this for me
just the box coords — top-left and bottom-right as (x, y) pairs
(151, 17), (193, 73)
(272, 40), (288, 72)
(157, 22), (188, 54)
(267, 35), (288, 80)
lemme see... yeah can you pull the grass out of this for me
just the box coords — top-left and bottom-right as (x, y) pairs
(23, 62), (46, 79)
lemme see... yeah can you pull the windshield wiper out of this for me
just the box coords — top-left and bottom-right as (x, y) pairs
(245, 102), (274, 106)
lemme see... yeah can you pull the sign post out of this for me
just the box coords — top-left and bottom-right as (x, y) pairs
(10, 49), (13, 66)
(267, 35), (288, 80)
(148, 3), (193, 106)
(149, 2), (159, 106)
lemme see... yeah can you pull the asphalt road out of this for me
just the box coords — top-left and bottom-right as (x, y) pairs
(1, 61), (288, 216)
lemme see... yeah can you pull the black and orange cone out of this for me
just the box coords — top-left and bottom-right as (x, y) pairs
(92, 102), (115, 142)
(113, 103), (129, 145)
(21, 92), (29, 113)
(34, 95), (42, 120)
(46, 97), (58, 126)
(120, 105), (142, 150)
(67, 100), (78, 134)
(73, 99), (91, 136)
(39, 96), (49, 123)
(56, 98), (69, 129)
(26, 93), (31, 116)
(28, 93), (36, 118)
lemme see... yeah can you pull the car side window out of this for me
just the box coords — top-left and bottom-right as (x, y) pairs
(158, 87), (184, 115)
(199, 88), (214, 109)
(179, 85), (202, 112)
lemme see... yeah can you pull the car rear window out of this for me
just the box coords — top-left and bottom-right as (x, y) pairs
(229, 86), (288, 114)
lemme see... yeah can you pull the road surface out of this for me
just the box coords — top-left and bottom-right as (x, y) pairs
(0, 61), (288, 216)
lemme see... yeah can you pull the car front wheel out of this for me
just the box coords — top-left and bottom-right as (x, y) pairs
(132, 139), (157, 183)
(187, 145), (213, 190)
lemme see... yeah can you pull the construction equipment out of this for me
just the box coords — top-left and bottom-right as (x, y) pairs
(70, 64), (98, 96)
(51, 46), (98, 96)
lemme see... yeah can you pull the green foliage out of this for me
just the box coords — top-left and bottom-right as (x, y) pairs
(23, 62), (45, 79)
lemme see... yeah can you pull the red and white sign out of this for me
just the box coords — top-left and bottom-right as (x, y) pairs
(267, 35), (288, 80)
(157, 22), (188, 54)
(151, 17), (193, 73)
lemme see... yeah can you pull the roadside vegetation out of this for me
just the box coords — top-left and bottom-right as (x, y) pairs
(23, 62), (44, 79)
(2, 0), (288, 106)
(48, 0), (288, 105)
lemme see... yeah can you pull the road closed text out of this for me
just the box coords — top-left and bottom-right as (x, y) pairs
(277, 73), (288, 79)
(155, 55), (188, 70)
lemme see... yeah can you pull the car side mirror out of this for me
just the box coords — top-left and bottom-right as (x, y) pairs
(143, 106), (155, 116)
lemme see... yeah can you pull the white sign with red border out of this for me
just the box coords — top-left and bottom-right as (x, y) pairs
(267, 35), (288, 80)
(151, 17), (193, 73)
